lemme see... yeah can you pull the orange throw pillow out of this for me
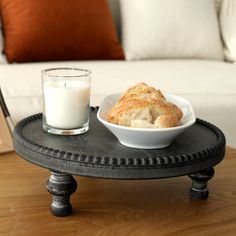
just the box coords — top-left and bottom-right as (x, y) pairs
(0, 0), (124, 63)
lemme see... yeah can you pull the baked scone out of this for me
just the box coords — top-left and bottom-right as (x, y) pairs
(107, 99), (153, 126)
(130, 120), (155, 128)
(154, 115), (179, 128)
(118, 82), (165, 103)
(107, 83), (183, 128)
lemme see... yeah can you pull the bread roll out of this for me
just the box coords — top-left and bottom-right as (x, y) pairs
(107, 83), (183, 128)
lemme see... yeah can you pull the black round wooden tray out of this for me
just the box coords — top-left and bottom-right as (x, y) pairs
(13, 107), (226, 216)
(13, 107), (225, 180)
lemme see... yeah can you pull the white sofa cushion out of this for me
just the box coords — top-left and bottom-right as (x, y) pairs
(220, 0), (236, 62)
(0, 60), (236, 147)
(120, 0), (224, 61)
(108, 0), (223, 39)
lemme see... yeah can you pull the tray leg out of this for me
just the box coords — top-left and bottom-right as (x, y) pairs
(188, 168), (215, 200)
(46, 171), (77, 217)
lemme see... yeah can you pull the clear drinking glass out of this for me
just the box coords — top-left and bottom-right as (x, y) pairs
(42, 68), (91, 135)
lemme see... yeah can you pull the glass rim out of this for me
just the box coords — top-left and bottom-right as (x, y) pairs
(42, 67), (92, 78)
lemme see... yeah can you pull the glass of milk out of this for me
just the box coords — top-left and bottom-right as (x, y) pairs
(42, 68), (91, 135)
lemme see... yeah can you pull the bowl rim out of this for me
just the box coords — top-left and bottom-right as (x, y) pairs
(97, 93), (196, 132)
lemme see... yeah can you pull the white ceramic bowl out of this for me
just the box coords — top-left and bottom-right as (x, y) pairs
(97, 93), (196, 149)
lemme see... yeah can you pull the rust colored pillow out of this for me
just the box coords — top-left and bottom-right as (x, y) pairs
(0, 0), (124, 63)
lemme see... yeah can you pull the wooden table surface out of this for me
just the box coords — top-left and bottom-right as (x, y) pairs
(0, 148), (235, 236)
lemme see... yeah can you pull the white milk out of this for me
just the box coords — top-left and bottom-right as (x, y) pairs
(43, 80), (90, 129)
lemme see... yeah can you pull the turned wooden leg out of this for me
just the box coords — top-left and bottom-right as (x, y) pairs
(188, 168), (215, 200)
(46, 171), (77, 217)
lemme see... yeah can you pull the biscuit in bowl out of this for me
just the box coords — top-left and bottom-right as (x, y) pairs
(97, 91), (196, 149)
(107, 83), (183, 128)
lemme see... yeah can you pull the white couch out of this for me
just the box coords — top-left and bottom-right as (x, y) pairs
(0, 0), (236, 147)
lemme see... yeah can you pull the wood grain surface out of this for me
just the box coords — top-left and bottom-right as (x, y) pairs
(0, 148), (236, 236)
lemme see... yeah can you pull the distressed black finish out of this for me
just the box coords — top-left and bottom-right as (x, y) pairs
(47, 172), (77, 216)
(189, 168), (215, 200)
(13, 108), (226, 216)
